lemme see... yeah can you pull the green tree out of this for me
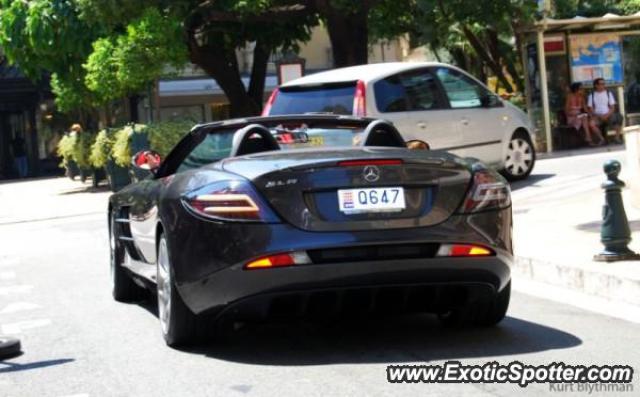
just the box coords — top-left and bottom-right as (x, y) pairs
(413, 0), (537, 93)
(552, 0), (640, 18)
(0, 0), (101, 114)
(78, 0), (419, 115)
(77, 0), (318, 117)
(83, 8), (187, 104)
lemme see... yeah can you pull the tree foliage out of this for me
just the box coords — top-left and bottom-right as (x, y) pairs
(83, 8), (187, 103)
(0, 0), (101, 111)
(553, 0), (640, 18)
(6, 0), (640, 117)
(74, 0), (320, 116)
(0, 0), (97, 79)
(412, 0), (537, 93)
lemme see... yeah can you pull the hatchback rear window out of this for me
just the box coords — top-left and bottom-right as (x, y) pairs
(272, 125), (364, 149)
(269, 84), (356, 115)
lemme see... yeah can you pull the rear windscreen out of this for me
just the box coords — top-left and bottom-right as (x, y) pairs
(269, 84), (356, 115)
(175, 125), (363, 173)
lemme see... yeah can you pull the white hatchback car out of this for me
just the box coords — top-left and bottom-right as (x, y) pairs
(263, 62), (536, 180)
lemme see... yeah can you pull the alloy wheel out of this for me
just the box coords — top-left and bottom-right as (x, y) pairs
(109, 215), (117, 288)
(157, 238), (172, 336)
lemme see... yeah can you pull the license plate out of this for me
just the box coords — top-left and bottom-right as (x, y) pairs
(338, 187), (406, 214)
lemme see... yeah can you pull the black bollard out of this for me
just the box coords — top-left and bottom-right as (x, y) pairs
(0, 336), (22, 359)
(594, 160), (640, 262)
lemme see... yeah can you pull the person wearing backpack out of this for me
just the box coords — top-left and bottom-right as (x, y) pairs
(587, 78), (624, 144)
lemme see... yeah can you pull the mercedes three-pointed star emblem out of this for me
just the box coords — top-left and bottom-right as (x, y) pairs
(363, 165), (381, 182)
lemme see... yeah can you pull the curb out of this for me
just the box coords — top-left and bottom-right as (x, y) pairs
(514, 256), (640, 307)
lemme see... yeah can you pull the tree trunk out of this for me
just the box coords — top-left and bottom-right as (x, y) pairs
(128, 95), (140, 123)
(314, 0), (370, 67)
(461, 25), (514, 93)
(504, 56), (524, 93)
(187, 34), (260, 117)
(248, 39), (271, 112)
(510, 21), (526, 93)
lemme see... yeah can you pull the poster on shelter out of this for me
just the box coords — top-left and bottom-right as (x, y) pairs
(569, 33), (623, 84)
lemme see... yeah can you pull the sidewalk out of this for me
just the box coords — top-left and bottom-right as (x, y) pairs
(512, 177), (640, 307)
(0, 177), (110, 225)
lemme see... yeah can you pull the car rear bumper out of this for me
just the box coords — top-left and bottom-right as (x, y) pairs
(166, 207), (513, 316)
(178, 253), (511, 316)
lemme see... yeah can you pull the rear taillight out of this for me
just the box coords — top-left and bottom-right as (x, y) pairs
(460, 170), (511, 213)
(353, 80), (366, 117)
(245, 251), (311, 270)
(182, 180), (279, 222)
(261, 88), (279, 116)
(437, 244), (494, 257)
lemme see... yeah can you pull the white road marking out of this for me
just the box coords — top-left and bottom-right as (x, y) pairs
(0, 285), (33, 295)
(0, 271), (16, 280)
(1, 318), (51, 334)
(0, 302), (41, 314)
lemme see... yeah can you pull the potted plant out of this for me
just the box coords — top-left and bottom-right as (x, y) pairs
(111, 120), (192, 182)
(90, 128), (131, 191)
(57, 133), (79, 180)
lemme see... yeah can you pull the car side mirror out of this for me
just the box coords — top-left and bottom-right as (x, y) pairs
(406, 139), (430, 150)
(131, 150), (162, 174)
(481, 94), (502, 108)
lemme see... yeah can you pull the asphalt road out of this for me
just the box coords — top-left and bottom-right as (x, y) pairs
(1, 149), (639, 397)
(510, 145), (628, 211)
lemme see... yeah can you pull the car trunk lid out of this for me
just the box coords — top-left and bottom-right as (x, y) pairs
(220, 148), (471, 232)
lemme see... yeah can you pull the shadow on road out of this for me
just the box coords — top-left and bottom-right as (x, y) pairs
(0, 358), (74, 373)
(174, 314), (582, 366)
(510, 173), (555, 192)
(134, 281), (581, 366)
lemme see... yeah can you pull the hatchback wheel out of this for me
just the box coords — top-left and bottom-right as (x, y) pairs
(502, 132), (535, 181)
(110, 212), (146, 302)
(157, 234), (202, 347)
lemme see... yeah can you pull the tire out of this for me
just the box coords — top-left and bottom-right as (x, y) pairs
(109, 212), (146, 302)
(156, 234), (202, 347)
(438, 281), (511, 327)
(501, 131), (535, 181)
(0, 337), (22, 359)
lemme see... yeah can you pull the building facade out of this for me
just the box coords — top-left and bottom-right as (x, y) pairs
(0, 57), (46, 179)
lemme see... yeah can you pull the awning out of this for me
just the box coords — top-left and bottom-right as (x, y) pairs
(159, 75), (279, 97)
(522, 13), (640, 32)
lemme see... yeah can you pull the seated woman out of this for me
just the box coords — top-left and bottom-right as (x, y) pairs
(565, 82), (604, 146)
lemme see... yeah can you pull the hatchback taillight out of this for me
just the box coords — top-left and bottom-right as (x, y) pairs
(459, 170), (511, 213)
(261, 88), (279, 116)
(353, 80), (366, 117)
(182, 181), (280, 222)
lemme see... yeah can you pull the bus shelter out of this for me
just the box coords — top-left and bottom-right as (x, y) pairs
(520, 13), (640, 152)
